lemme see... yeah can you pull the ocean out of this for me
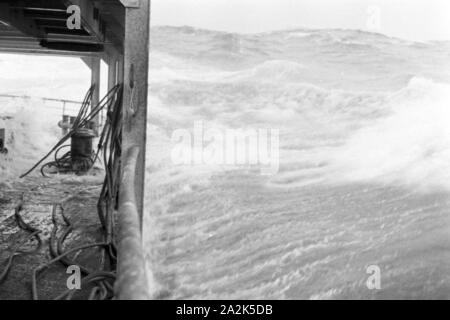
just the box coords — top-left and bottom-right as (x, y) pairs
(143, 26), (450, 299)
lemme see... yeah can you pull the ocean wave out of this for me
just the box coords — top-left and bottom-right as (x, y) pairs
(327, 77), (450, 191)
(0, 99), (60, 180)
(269, 77), (450, 191)
(145, 27), (450, 299)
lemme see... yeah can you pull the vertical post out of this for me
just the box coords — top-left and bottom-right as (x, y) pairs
(115, 0), (151, 300)
(106, 56), (118, 126)
(108, 56), (118, 89)
(117, 55), (124, 88)
(90, 57), (101, 131)
(121, 0), (150, 223)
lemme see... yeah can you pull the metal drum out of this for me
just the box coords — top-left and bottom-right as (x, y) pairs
(71, 128), (95, 172)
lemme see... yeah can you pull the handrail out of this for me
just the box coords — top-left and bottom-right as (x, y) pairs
(115, 145), (150, 300)
(0, 94), (83, 114)
(0, 93), (82, 105)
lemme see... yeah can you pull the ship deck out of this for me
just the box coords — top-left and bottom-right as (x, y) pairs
(0, 174), (106, 300)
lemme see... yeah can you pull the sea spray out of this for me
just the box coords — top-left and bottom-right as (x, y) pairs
(144, 27), (450, 299)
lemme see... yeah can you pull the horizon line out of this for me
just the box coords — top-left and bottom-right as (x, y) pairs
(150, 24), (450, 43)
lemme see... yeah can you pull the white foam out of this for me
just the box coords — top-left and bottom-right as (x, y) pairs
(328, 77), (450, 191)
(0, 98), (60, 180)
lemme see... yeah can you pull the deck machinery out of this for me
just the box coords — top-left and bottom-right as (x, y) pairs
(0, 0), (150, 299)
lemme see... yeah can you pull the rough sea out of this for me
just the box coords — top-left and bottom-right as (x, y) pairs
(144, 26), (450, 299)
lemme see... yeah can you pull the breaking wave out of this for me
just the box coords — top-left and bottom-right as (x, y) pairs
(328, 77), (450, 190)
(0, 99), (59, 181)
(144, 26), (450, 299)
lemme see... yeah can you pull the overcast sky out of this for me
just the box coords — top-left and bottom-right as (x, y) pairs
(151, 0), (450, 41)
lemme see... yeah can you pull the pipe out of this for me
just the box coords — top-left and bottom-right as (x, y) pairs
(115, 145), (150, 300)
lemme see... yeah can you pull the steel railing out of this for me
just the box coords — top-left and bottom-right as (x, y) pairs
(0, 93), (108, 126)
(0, 93), (82, 115)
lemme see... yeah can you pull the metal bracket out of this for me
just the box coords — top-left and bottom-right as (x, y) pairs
(119, 0), (140, 8)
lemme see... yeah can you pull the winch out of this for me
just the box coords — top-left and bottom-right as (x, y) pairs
(38, 126), (96, 176)
(70, 128), (96, 172)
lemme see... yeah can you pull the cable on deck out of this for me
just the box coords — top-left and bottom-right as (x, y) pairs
(0, 84), (125, 300)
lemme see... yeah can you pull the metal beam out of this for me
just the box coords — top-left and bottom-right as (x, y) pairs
(117, 55), (124, 84)
(121, 0), (149, 223)
(115, 0), (150, 299)
(119, 0), (141, 8)
(65, 0), (105, 42)
(0, 1), (127, 56)
(0, 3), (46, 39)
(80, 56), (91, 68)
(90, 56), (101, 130)
(0, 46), (99, 57)
(97, 2), (125, 55)
(108, 55), (118, 89)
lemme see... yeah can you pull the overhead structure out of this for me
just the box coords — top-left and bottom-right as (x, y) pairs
(0, 0), (150, 299)
(0, 0), (125, 57)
